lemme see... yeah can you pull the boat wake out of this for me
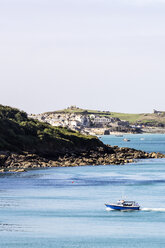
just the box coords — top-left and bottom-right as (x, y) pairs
(106, 207), (113, 211)
(141, 208), (165, 212)
(106, 207), (165, 212)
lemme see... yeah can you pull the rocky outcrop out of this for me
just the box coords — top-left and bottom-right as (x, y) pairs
(0, 145), (164, 172)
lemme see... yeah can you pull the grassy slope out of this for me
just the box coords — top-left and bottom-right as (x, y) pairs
(111, 112), (165, 126)
(45, 107), (110, 115)
(110, 112), (142, 123)
(0, 105), (104, 157)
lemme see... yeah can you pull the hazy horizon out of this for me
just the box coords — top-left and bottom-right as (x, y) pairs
(0, 0), (165, 114)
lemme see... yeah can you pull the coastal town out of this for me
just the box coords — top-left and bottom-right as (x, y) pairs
(28, 106), (141, 135)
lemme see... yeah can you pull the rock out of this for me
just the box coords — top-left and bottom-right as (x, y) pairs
(0, 144), (164, 170)
(87, 160), (93, 165)
(64, 161), (71, 166)
(71, 163), (78, 166)
(21, 162), (33, 168)
(9, 168), (26, 172)
(98, 157), (104, 163)
(150, 152), (157, 158)
(15, 169), (26, 172)
(134, 153), (140, 159)
(79, 162), (87, 166)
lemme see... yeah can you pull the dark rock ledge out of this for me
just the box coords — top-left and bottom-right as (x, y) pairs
(0, 145), (165, 173)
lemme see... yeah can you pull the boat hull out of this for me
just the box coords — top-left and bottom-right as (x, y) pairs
(105, 204), (140, 211)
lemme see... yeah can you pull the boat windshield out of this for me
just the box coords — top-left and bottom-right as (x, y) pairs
(117, 200), (138, 206)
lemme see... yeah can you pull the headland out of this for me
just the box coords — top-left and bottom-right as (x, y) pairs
(0, 104), (165, 172)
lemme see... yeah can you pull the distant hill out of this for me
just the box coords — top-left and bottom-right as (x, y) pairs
(45, 106), (165, 127)
(0, 105), (105, 158)
(110, 112), (165, 127)
(44, 106), (111, 116)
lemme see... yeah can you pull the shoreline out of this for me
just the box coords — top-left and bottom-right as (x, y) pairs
(82, 127), (165, 136)
(0, 145), (165, 173)
(100, 131), (165, 136)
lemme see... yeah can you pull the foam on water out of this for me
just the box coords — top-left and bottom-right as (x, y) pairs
(106, 207), (165, 212)
(106, 207), (113, 211)
(141, 208), (165, 212)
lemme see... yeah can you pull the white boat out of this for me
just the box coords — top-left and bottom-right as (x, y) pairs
(123, 138), (130, 142)
(105, 200), (140, 211)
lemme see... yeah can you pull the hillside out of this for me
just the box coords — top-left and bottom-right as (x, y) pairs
(47, 106), (165, 127)
(0, 105), (106, 158)
(110, 112), (165, 127)
(45, 106), (111, 116)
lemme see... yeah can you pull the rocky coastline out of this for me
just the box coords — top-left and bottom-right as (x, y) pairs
(0, 145), (165, 173)
(1, 105), (165, 173)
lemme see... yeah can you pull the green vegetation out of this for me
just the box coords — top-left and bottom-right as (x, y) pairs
(46, 107), (111, 116)
(110, 112), (143, 123)
(111, 112), (165, 126)
(0, 105), (103, 157)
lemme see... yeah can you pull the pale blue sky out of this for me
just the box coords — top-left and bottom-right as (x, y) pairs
(0, 0), (165, 113)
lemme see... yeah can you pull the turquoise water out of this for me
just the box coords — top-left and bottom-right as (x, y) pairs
(101, 133), (165, 153)
(1, 134), (165, 248)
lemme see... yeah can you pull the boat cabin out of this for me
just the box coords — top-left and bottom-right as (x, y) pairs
(117, 200), (137, 206)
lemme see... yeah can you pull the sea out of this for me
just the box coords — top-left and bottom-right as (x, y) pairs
(1, 134), (165, 248)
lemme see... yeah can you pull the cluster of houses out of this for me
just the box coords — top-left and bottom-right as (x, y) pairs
(28, 110), (133, 134)
(28, 107), (165, 134)
(29, 113), (90, 129)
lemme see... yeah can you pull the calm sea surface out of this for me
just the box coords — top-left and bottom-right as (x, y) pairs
(1, 134), (165, 248)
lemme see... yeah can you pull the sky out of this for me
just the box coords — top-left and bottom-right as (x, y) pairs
(0, 0), (165, 114)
